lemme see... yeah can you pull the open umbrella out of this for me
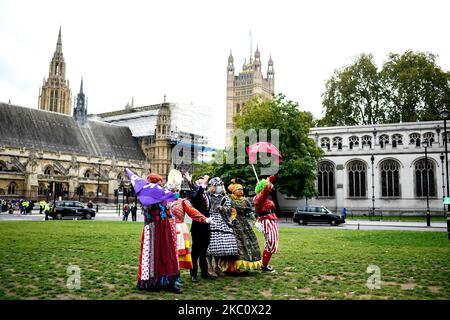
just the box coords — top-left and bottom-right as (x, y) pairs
(246, 142), (282, 182)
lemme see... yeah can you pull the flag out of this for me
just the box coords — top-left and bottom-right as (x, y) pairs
(125, 168), (175, 206)
(246, 142), (282, 164)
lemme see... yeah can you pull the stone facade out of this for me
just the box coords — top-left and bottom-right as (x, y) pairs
(0, 102), (147, 202)
(226, 47), (274, 146)
(277, 121), (448, 216)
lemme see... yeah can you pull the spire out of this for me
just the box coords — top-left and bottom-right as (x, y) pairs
(268, 53), (273, 65)
(56, 26), (62, 53)
(74, 77), (86, 124)
(228, 49), (234, 63)
(255, 44), (260, 58)
(79, 77), (84, 94)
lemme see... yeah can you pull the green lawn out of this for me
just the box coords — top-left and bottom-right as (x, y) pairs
(0, 221), (449, 300)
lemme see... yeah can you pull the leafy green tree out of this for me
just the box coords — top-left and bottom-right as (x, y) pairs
(319, 53), (384, 126)
(319, 51), (450, 126)
(194, 94), (323, 203)
(380, 51), (450, 123)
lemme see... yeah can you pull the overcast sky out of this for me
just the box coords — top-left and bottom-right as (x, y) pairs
(1, 0), (449, 148)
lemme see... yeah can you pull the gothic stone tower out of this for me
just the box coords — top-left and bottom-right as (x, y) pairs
(39, 27), (72, 115)
(226, 46), (274, 146)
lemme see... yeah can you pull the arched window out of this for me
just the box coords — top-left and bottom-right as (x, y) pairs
(415, 159), (436, 197)
(392, 134), (403, 148)
(362, 135), (372, 148)
(379, 134), (389, 148)
(8, 182), (17, 195)
(0, 160), (7, 171)
(317, 161), (335, 197)
(409, 133), (421, 146)
(84, 170), (92, 178)
(349, 136), (359, 150)
(348, 160), (367, 197)
(44, 166), (52, 175)
(332, 137), (343, 150)
(320, 137), (330, 151)
(380, 160), (400, 197)
(423, 132), (435, 146)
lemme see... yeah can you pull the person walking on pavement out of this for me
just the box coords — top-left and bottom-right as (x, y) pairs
(123, 203), (130, 221)
(131, 202), (137, 221)
(39, 200), (46, 214)
(43, 202), (51, 220)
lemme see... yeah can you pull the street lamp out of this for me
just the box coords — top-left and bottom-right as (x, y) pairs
(371, 154), (375, 218)
(440, 108), (450, 239)
(422, 139), (431, 226)
(440, 153), (446, 217)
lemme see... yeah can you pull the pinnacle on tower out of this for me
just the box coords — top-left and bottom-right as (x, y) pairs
(56, 26), (62, 53)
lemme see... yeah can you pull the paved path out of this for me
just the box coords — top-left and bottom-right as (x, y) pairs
(1, 210), (447, 232)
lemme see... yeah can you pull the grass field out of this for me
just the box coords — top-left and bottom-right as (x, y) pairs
(0, 221), (449, 300)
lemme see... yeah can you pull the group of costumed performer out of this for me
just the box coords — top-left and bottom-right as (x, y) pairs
(253, 175), (279, 272)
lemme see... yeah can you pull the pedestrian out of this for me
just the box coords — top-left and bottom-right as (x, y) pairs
(130, 202), (137, 221)
(342, 207), (347, 219)
(43, 201), (51, 220)
(39, 200), (46, 214)
(122, 203), (130, 221)
(87, 200), (93, 209)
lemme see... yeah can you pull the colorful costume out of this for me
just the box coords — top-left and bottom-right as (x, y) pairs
(206, 178), (239, 270)
(165, 170), (210, 271)
(225, 182), (262, 272)
(125, 168), (181, 293)
(189, 181), (213, 280)
(253, 175), (279, 272)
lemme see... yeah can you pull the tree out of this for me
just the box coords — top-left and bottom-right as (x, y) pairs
(194, 94), (323, 201)
(380, 51), (450, 123)
(319, 53), (384, 126)
(319, 51), (450, 126)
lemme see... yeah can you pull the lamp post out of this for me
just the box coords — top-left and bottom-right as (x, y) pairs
(440, 108), (450, 239)
(422, 139), (431, 226)
(119, 179), (125, 217)
(441, 153), (446, 217)
(371, 154), (375, 218)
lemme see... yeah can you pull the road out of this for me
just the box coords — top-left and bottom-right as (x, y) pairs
(0, 210), (447, 232)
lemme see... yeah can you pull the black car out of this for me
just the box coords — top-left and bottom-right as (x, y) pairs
(50, 201), (96, 220)
(293, 206), (345, 226)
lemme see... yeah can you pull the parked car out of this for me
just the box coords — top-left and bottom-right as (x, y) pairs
(293, 206), (345, 226)
(49, 201), (96, 220)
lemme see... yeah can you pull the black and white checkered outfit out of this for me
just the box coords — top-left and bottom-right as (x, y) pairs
(207, 194), (238, 257)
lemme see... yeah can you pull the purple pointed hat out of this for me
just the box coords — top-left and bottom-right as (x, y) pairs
(125, 168), (175, 206)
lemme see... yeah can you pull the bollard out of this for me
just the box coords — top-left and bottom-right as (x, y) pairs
(357, 223), (360, 230)
(96, 204), (99, 213)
